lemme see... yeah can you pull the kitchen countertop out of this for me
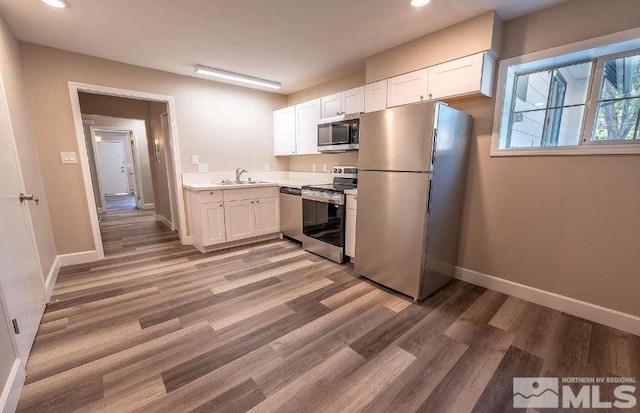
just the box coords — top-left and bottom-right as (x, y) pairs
(344, 188), (358, 195)
(183, 179), (333, 191)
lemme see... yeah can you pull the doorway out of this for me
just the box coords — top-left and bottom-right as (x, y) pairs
(69, 83), (186, 260)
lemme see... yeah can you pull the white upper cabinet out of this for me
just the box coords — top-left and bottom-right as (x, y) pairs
(387, 68), (429, 108)
(343, 86), (365, 115)
(273, 106), (296, 156)
(364, 80), (388, 113)
(295, 99), (321, 155)
(427, 52), (495, 100)
(320, 93), (344, 118)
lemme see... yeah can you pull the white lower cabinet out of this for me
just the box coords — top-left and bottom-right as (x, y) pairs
(201, 202), (226, 245)
(224, 199), (256, 242)
(255, 197), (280, 236)
(187, 186), (280, 251)
(345, 194), (357, 258)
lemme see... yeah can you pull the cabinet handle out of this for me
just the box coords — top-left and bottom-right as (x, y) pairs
(209, 192), (214, 195)
(256, 200), (260, 203)
(354, 196), (358, 200)
(251, 201), (254, 204)
(219, 203), (223, 207)
(420, 95), (424, 100)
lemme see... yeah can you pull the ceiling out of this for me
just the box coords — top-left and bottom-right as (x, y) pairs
(0, 0), (566, 94)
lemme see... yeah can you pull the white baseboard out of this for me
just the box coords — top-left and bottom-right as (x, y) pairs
(155, 215), (173, 230)
(141, 203), (155, 210)
(58, 250), (99, 266)
(0, 359), (25, 413)
(44, 256), (61, 301)
(184, 235), (192, 245)
(454, 266), (640, 336)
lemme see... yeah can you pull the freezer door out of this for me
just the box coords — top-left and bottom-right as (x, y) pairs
(354, 170), (430, 299)
(359, 102), (436, 172)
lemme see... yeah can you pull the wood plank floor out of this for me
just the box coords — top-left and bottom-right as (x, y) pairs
(17, 206), (640, 412)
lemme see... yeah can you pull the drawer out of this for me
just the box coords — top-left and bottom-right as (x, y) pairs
(346, 194), (357, 210)
(223, 186), (280, 202)
(199, 190), (223, 204)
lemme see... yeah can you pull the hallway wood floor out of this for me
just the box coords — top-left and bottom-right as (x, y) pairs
(16, 208), (640, 412)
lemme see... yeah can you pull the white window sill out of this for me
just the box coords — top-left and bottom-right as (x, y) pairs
(490, 144), (640, 157)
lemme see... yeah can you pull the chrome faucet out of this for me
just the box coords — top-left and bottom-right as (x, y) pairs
(235, 168), (248, 182)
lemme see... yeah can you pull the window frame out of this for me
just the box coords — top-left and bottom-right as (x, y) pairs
(491, 28), (640, 156)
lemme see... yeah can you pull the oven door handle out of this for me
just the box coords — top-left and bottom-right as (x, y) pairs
(302, 193), (345, 205)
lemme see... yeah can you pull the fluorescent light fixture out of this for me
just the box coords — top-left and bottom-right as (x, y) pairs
(41, 0), (71, 8)
(195, 65), (281, 90)
(411, 0), (431, 7)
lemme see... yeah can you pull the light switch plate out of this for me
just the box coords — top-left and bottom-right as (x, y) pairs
(264, 162), (270, 172)
(198, 163), (208, 173)
(60, 152), (77, 164)
(191, 155), (199, 165)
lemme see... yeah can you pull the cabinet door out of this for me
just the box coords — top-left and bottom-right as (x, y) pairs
(320, 93), (344, 118)
(273, 106), (297, 156)
(427, 52), (487, 100)
(255, 196), (280, 236)
(387, 68), (429, 108)
(364, 80), (388, 113)
(224, 199), (255, 242)
(201, 202), (226, 246)
(295, 99), (321, 155)
(345, 208), (357, 258)
(343, 86), (365, 114)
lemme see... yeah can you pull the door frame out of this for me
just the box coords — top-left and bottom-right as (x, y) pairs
(160, 112), (177, 231)
(91, 126), (145, 209)
(0, 281), (25, 413)
(68, 82), (187, 260)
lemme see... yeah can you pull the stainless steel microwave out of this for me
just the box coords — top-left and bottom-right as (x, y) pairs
(317, 116), (359, 153)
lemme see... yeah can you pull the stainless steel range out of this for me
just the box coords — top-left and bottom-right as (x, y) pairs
(301, 166), (357, 263)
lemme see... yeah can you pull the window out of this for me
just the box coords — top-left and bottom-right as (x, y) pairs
(492, 34), (640, 156)
(591, 54), (640, 142)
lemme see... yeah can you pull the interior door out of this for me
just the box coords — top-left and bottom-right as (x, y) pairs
(96, 140), (129, 195)
(0, 73), (46, 363)
(161, 113), (178, 230)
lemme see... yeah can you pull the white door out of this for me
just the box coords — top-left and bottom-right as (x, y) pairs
(387, 68), (429, 108)
(320, 93), (343, 118)
(255, 197), (280, 236)
(364, 80), (388, 113)
(224, 199), (255, 242)
(273, 106), (297, 156)
(343, 86), (365, 115)
(96, 140), (129, 195)
(201, 202), (226, 246)
(295, 99), (321, 155)
(0, 74), (45, 363)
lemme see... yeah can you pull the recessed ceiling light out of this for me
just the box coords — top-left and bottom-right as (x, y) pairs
(41, 0), (71, 8)
(411, 0), (431, 7)
(195, 65), (281, 90)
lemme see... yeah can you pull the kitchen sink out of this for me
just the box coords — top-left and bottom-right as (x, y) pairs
(217, 180), (268, 185)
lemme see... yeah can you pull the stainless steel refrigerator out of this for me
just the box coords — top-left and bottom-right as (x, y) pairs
(354, 101), (472, 302)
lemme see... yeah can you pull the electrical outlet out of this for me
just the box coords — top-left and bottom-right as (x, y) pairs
(192, 155), (199, 165)
(60, 152), (77, 164)
(264, 162), (270, 172)
(323, 164), (328, 172)
(312, 164), (317, 172)
(198, 163), (208, 173)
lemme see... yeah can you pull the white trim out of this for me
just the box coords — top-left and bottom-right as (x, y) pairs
(87, 126), (107, 209)
(160, 112), (179, 233)
(68, 82), (188, 264)
(491, 26), (640, 157)
(0, 359), (24, 413)
(44, 256), (61, 301)
(141, 203), (156, 210)
(155, 214), (173, 230)
(454, 266), (640, 336)
(58, 250), (99, 266)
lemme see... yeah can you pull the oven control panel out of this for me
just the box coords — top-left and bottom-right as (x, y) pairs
(332, 165), (358, 178)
